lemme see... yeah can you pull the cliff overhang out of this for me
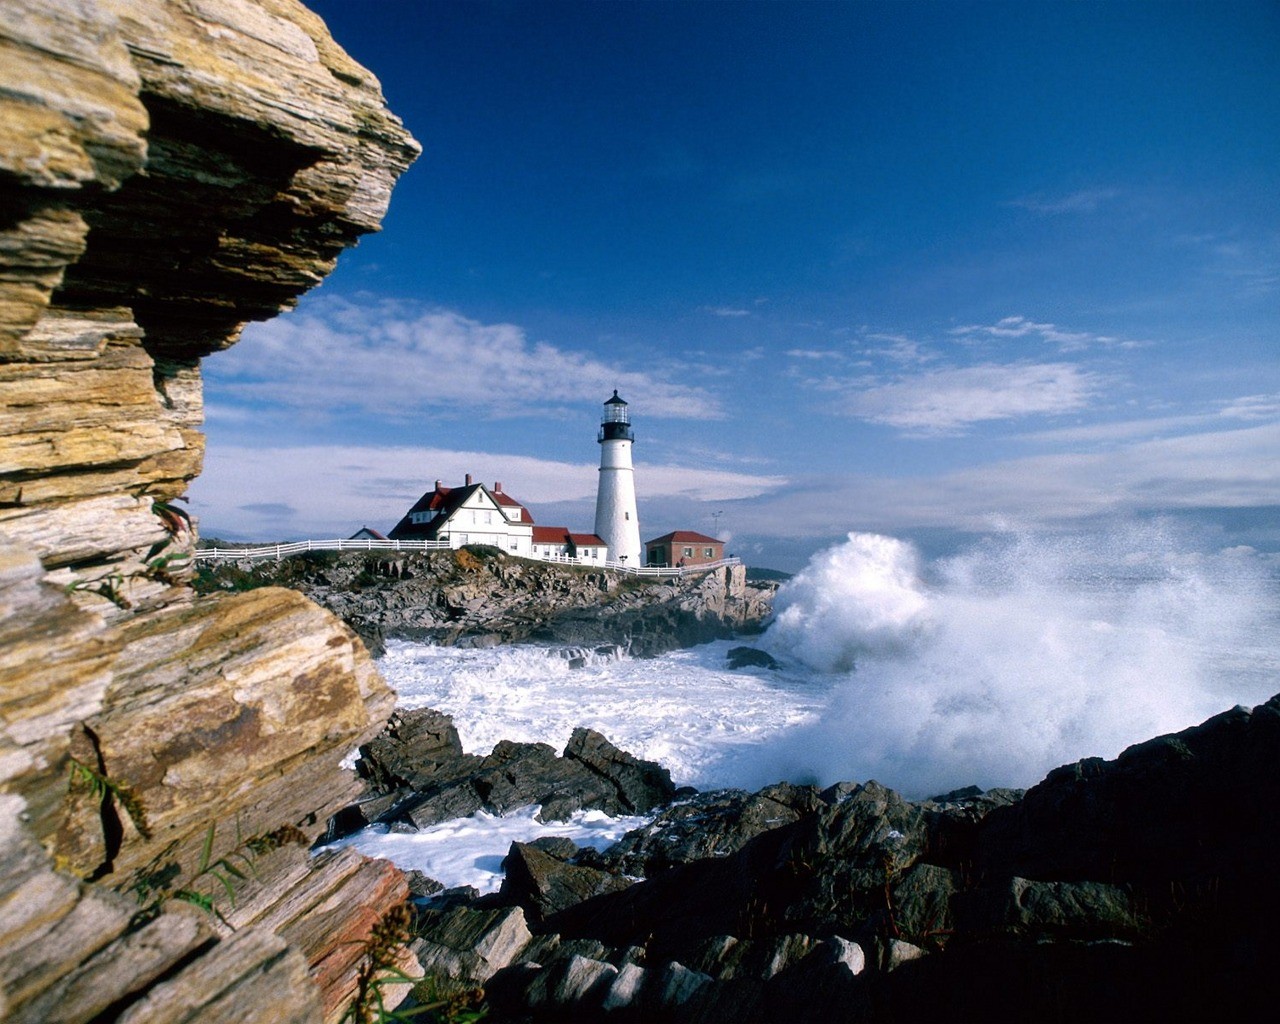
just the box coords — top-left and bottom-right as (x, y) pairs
(1, 2), (419, 1020)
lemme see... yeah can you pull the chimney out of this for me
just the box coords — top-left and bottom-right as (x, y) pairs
(434, 479), (442, 491)
(465, 473), (473, 486)
(494, 481), (503, 492)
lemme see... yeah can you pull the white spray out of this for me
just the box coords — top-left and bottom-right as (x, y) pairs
(741, 523), (1279, 797)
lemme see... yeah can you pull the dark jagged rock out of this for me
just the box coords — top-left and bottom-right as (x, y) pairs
(562, 727), (677, 814)
(726, 645), (779, 670)
(356, 708), (465, 792)
(468, 694), (1280, 1022)
(975, 698), (1280, 888)
(498, 841), (634, 926)
(330, 708), (678, 839)
(583, 783), (823, 877)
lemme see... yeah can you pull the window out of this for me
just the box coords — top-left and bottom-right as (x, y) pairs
(625, 512), (630, 520)
(705, 547), (715, 558)
(683, 547), (693, 557)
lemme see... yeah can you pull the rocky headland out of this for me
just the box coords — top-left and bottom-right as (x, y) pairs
(195, 547), (777, 657)
(338, 695), (1280, 1022)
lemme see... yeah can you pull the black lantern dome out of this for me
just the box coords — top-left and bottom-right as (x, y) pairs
(599, 389), (634, 442)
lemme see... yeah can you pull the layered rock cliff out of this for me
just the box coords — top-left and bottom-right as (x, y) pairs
(1, 2), (419, 1020)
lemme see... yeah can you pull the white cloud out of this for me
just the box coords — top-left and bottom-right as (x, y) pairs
(1219, 393), (1280, 421)
(1008, 188), (1120, 215)
(838, 362), (1102, 434)
(949, 315), (1140, 352)
(703, 306), (752, 318)
(785, 349), (843, 360)
(734, 422), (1280, 540)
(189, 444), (787, 540)
(859, 332), (934, 365)
(209, 296), (722, 421)
(1016, 413), (1212, 445)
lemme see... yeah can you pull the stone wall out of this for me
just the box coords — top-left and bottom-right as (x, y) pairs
(1, 2), (419, 1020)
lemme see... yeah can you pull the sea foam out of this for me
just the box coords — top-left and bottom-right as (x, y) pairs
(737, 521), (1279, 796)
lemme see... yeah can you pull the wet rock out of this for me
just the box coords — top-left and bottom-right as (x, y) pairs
(356, 708), (466, 793)
(413, 905), (533, 985)
(498, 841), (634, 925)
(527, 835), (582, 860)
(726, 646), (779, 670)
(404, 870), (444, 900)
(952, 877), (1140, 941)
(334, 710), (678, 837)
(588, 783), (822, 877)
(562, 727), (677, 814)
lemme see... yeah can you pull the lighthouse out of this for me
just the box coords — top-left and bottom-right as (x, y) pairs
(594, 390), (642, 566)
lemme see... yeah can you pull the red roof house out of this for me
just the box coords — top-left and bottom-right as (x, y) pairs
(645, 530), (725, 567)
(388, 475), (534, 555)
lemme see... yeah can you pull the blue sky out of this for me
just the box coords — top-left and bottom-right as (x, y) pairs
(191, 0), (1280, 571)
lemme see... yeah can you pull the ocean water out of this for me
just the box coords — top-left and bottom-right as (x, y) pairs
(329, 523), (1280, 887)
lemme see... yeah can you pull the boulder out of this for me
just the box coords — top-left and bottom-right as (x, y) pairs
(562, 728), (678, 814)
(952, 877), (1139, 942)
(726, 646), (779, 670)
(334, 711), (678, 836)
(498, 841), (634, 925)
(588, 783), (822, 877)
(356, 708), (465, 793)
(413, 905), (533, 986)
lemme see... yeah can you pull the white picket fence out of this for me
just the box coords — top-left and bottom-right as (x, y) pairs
(195, 537), (738, 578)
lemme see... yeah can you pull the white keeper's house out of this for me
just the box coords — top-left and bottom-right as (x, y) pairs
(388, 476), (537, 555)
(387, 474), (610, 562)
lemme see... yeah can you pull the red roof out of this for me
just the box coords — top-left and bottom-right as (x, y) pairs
(645, 530), (723, 546)
(492, 488), (534, 523)
(532, 526), (569, 544)
(389, 478), (535, 539)
(567, 533), (606, 548)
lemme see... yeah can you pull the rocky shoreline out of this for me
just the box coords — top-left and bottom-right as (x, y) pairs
(196, 547), (777, 657)
(331, 694), (1280, 1022)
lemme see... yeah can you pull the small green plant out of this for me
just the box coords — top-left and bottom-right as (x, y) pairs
(342, 903), (436, 1023)
(130, 820), (309, 926)
(65, 572), (132, 610)
(68, 755), (151, 840)
(411, 985), (488, 1024)
(144, 499), (194, 583)
(342, 904), (489, 1023)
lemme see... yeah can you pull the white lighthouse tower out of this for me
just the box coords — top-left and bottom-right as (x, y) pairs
(594, 390), (642, 566)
